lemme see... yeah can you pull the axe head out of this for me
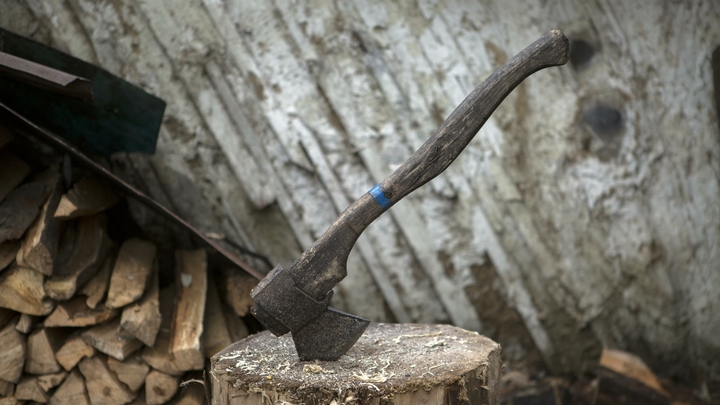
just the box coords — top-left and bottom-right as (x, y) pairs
(251, 265), (370, 360)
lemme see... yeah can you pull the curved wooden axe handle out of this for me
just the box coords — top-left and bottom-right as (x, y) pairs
(289, 30), (569, 298)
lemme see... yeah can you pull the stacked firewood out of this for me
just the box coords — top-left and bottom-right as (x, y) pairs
(0, 131), (257, 405)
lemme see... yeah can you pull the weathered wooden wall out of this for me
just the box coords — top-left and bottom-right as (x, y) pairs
(2, 0), (719, 383)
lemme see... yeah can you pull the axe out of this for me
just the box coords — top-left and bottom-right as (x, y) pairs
(251, 30), (570, 361)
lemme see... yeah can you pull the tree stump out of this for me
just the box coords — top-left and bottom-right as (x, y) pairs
(211, 323), (501, 405)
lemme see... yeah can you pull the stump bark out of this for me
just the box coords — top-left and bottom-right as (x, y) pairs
(211, 323), (501, 405)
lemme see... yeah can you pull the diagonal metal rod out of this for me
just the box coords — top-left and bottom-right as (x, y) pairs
(0, 101), (263, 280)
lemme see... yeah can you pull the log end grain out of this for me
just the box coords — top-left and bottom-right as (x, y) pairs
(211, 323), (502, 405)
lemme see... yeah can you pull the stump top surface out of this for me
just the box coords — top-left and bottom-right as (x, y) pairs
(212, 323), (499, 398)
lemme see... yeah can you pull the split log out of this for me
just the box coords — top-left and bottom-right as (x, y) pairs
(211, 323), (502, 405)
(0, 397), (20, 405)
(0, 318), (26, 383)
(0, 152), (30, 203)
(169, 249), (207, 371)
(0, 241), (20, 271)
(168, 384), (204, 405)
(202, 273), (233, 358)
(81, 317), (143, 361)
(38, 371), (68, 392)
(25, 327), (67, 375)
(141, 286), (183, 376)
(145, 370), (179, 405)
(79, 250), (115, 309)
(44, 296), (118, 327)
(107, 355), (150, 392)
(16, 313), (37, 333)
(78, 356), (135, 405)
(120, 267), (161, 347)
(596, 349), (671, 405)
(16, 168), (64, 276)
(44, 214), (109, 301)
(217, 266), (257, 317)
(106, 238), (156, 309)
(55, 334), (96, 371)
(0, 379), (13, 397)
(15, 376), (49, 403)
(0, 182), (47, 244)
(48, 369), (91, 405)
(54, 176), (118, 220)
(0, 265), (55, 315)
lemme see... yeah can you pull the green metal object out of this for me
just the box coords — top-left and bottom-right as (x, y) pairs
(0, 28), (165, 156)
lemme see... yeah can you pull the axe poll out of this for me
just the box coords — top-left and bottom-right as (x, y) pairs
(251, 30), (570, 361)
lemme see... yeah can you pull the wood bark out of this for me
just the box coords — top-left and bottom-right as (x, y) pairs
(0, 182), (46, 244)
(3, 0), (720, 384)
(211, 323), (501, 404)
(79, 251), (115, 309)
(141, 286), (184, 376)
(0, 241), (20, 272)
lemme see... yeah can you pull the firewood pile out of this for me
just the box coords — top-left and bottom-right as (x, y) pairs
(0, 130), (256, 405)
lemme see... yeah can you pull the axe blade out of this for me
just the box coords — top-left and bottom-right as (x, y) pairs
(292, 307), (370, 361)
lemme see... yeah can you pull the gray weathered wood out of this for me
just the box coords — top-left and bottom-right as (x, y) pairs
(5, 0), (719, 381)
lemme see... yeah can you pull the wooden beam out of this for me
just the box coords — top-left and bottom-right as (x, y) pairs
(0, 318), (26, 383)
(54, 176), (119, 220)
(0, 265), (55, 315)
(44, 214), (109, 301)
(106, 238), (156, 309)
(169, 249), (207, 371)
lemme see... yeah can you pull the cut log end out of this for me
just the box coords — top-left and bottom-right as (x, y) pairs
(211, 323), (502, 405)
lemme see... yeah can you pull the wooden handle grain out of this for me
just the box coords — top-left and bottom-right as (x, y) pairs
(289, 30), (569, 298)
(380, 29), (569, 202)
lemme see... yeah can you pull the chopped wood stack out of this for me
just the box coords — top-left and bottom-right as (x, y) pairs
(0, 140), (255, 405)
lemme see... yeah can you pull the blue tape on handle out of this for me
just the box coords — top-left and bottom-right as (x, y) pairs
(369, 184), (393, 210)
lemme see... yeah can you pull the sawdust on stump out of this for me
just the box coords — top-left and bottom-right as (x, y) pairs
(211, 323), (502, 404)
